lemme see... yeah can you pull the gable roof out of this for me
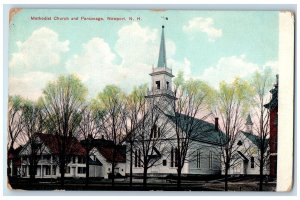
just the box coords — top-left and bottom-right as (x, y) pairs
(97, 146), (126, 163)
(241, 131), (269, 149)
(166, 113), (227, 146)
(35, 133), (86, 156)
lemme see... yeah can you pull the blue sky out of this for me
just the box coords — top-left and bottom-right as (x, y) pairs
(9, 9), (279, 100)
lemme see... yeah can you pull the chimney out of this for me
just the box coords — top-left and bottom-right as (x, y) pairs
(215, 117), (219, 131)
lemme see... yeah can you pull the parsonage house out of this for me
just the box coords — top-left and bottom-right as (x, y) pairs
(227, 114), (269, 175)
(18, 133), (125, 179)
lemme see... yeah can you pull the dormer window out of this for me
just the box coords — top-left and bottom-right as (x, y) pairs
(156, 81), (160, 90)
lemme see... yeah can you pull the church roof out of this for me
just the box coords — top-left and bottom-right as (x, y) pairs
(241, 131), (269, 150)
(157, 26), (167, 68)
(166, 113), (227, 146)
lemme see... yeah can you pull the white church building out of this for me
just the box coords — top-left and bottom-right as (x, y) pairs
(125, 26), (225, 177)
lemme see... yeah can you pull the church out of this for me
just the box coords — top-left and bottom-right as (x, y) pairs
(125, 26), (224, 177)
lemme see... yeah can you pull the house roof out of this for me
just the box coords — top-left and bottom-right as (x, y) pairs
(166, 113), (227, 146)
(97, 146), (126, 163)
(35, 133), (86, 156)
(241, 131), (269, 149)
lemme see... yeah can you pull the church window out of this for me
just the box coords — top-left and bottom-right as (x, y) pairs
(166, 81), (169, 89)
(237, 140), (243, 146)
(138, 150), (141, 167)
(209, 152), (213, 169)
(171, 147), (174, 167)
(156, 81), (160, 90)
(134, 150), (137, 167)
(251, 157), (255, 168)
(174, 148), (178, 167)
(196, 150), (201, 168)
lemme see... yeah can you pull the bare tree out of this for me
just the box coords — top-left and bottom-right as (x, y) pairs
(171, 71), (214, 189)
(7, 95), (24, 177)
(8, 95), (24, 151)
(41, 74), (88, 188)
(18, 99), (45, 184)
(132, 96), (172, 189)
(211, 78), (254, 191)
(250, 70), (274, 191)
(94, 85), (126, 187)
(122, 84), (148, 188)
(77, 103), (105, 186)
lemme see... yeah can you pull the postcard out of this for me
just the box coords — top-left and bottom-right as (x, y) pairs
(6, 9), (294, 192)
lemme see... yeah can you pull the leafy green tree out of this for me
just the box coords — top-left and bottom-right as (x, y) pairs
(172, 71), (215, 189)
(41, 74), (88, 188)
(250, 69), (274, 191)
(211, 78), (254, 191)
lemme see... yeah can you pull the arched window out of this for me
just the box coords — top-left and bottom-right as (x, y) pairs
(196, 150), (201, 168)
(209, 152), (213, 169)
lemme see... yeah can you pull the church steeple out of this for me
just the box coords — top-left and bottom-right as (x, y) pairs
(145, 25), (176, 116)
(157, 25), (167, 68)
(245, 114), (253, 133)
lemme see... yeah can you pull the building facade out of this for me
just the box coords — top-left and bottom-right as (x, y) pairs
(126, 26), (224, 177)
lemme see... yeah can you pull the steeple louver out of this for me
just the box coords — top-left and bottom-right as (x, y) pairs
(157, 25), (167, 68)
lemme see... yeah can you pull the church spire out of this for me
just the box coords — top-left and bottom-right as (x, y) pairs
(157, 25), (167, 68)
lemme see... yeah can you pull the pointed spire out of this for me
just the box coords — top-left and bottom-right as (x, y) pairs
(157, 25), (167, 68)
(246, 114), (253, 125)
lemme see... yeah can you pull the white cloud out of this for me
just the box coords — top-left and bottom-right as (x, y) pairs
(9, 27), (69, 72)
(65, 37), (119, 96)
(168, 57), (192, 80)
(199, 55), (279, 88)
(200, 55), (259, 88)
(183, 17), (222, 41)
(65, 22), (182, 97)
(9, 27), (69, 100)
(9, 72), (56, 100)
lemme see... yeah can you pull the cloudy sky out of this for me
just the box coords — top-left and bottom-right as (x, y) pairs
(9, 9), (279, 100)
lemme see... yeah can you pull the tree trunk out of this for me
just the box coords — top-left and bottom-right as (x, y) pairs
(129, 140), (133, 188)
(177, 167), (182, 190)
(85, 150), (90, 187)
(60, 147), (66, 188)
(224, 163), (229, 191)
(259, 150), (264, 191)
(143, 166), (147, 190)
(111, 147), (116, 187)
(29, 155), (35, 186)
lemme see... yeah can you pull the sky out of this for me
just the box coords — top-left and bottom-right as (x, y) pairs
(8, 9), (279, 100)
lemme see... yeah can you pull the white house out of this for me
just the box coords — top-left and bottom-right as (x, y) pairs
(125, 26), (225, 177)
(19, 133), (102, 179)
(227, 114), (270, 175)
(91, 146), (126, 179)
